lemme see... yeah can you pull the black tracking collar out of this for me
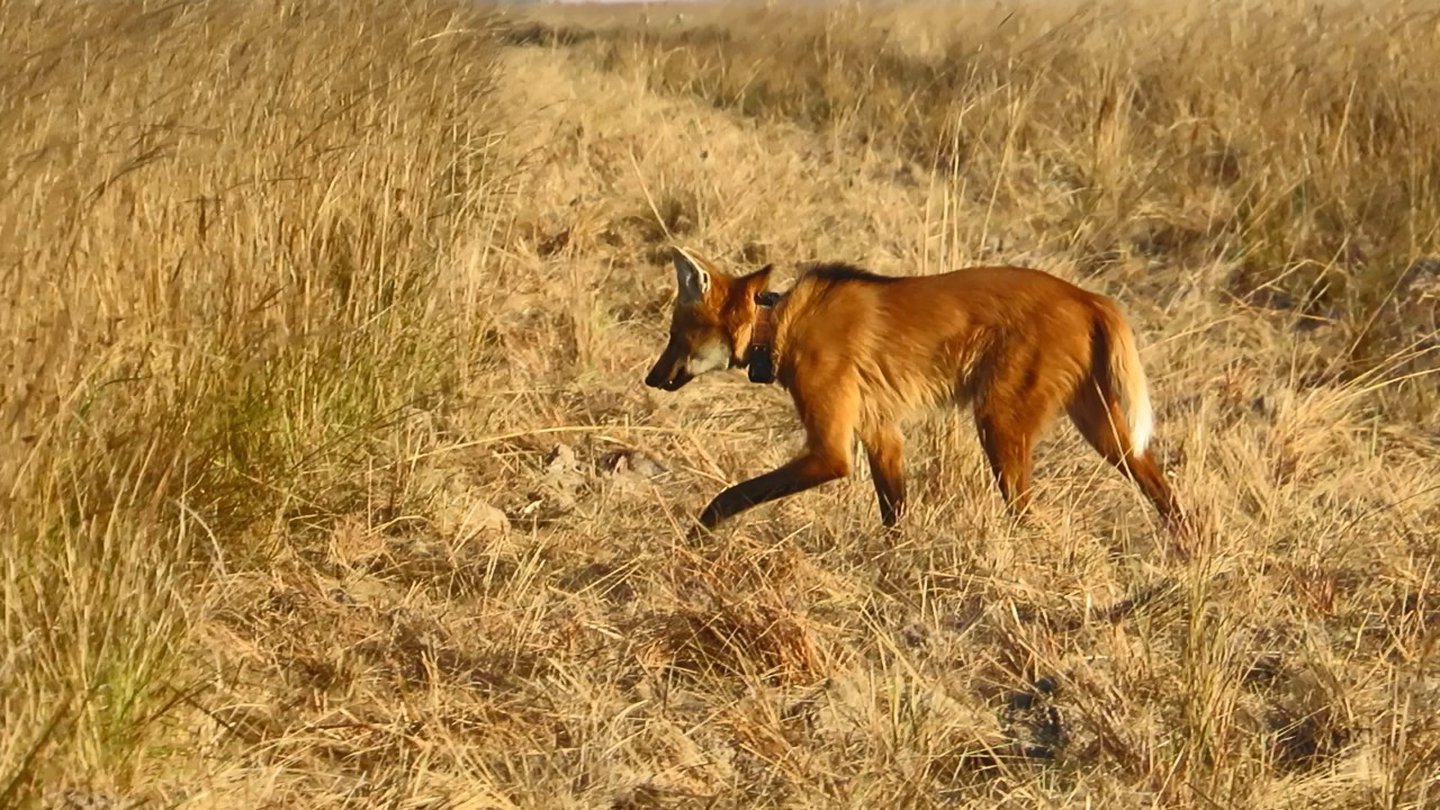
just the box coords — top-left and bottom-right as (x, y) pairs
(747, 291), (782, 384)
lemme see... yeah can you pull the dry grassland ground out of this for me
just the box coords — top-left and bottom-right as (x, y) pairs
(3, 0), (1439, 807)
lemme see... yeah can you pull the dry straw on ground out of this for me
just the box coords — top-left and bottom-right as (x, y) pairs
(2, 0), (1437, 807)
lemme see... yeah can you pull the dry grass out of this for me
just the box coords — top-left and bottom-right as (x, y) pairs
(529, 0), (1440, 377)
(3, 0), (1438, 807)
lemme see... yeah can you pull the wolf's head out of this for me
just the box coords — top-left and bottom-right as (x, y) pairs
(644, 247), (773, 391)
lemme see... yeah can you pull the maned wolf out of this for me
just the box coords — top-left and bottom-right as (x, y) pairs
(645, 246), (1187, 533)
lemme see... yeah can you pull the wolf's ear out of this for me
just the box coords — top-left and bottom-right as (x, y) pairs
(672, 247), (711, 303)
(744, 263), (775, 293)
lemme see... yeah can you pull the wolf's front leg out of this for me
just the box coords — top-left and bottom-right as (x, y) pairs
(697, 370), (859, 529)
(698, 452), (852, 528)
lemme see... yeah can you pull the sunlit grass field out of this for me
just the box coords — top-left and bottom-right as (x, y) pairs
(3, 0), (1436, 806)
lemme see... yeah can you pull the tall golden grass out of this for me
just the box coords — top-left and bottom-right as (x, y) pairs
(2, 0), (1437, 806)
(544, 0), (1440, 373)
(2, 0), (507, 803)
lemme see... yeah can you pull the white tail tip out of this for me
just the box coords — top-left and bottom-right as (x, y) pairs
(1129, 397), (1153, 454)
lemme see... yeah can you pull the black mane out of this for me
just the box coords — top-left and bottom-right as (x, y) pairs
(804, 262), (898, 284)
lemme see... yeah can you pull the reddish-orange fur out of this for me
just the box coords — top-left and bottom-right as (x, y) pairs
(645, 247), (1187, 533)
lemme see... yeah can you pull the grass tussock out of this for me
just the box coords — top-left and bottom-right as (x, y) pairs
(3, 0), (1439, 806)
